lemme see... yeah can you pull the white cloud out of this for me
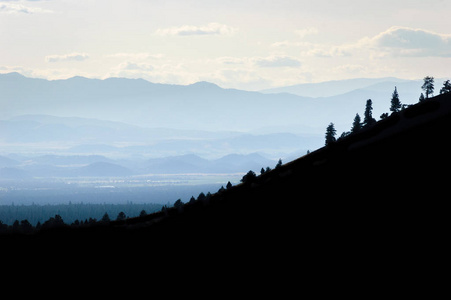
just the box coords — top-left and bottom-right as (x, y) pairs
(369, 26), (451, 57)
(0, 3), (52, 14)
(45, 53), (89, 63)
(272, 26), (451, 60)
(155, 23), (237, 36)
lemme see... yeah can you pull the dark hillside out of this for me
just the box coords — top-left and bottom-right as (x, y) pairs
(5, 93), (450, 268)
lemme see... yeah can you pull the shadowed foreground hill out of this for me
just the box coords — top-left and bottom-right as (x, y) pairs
(5, 94), (451, 265)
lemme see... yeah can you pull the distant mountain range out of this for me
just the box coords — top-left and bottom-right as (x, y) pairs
(0, 153), (276, 179)
(0, 72), (436, 134)
(0, 114), (317, 159)
(1, 72), (447, 169)
(260, 77), (414, 97)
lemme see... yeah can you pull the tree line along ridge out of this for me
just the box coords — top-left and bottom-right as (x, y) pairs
(325, 76), (450, 145)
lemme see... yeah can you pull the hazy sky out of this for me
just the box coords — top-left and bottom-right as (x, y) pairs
(1, 0), (450, 90)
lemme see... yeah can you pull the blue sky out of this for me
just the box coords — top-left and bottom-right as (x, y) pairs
(1, 0), (450, 90)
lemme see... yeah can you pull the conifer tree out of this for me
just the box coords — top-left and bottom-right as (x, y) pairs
(116, 211), (126, 221)
(419, 93), (425, 102)
(422, 76), (434, 98)
(390, 86), (401, 113)
(363, 99), (376, 127)
(197, 192), (206, 202)
(101, 212), (110, 223)
(241, 170), (257, 183)
(174, 199), (184, 208)
(351, 113), (362, 133)
(325, 122), (336, 145)
(440, 80), (451, 95)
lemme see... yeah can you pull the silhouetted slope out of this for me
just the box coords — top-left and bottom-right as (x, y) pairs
(6, 94), (451, 263)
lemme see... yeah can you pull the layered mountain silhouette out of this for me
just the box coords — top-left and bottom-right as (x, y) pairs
(0, 72), (430, 133)
(0, 153), (275, 178)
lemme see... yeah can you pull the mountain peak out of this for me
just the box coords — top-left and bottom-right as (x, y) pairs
(0, 72), (26, 79)
(188, 81), (221, 89)
(66, 75), (94, 82)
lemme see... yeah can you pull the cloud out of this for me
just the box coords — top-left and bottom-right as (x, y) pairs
(0, 3), (52, 14)
(253, 56), (302, 68)
(155, 23), (237, 36)
(369, 26), (451, 57)
(272, 26), (451, 59)
(45, 53), (89, 63)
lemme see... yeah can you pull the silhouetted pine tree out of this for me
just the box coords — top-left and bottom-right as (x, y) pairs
(20, 220), (33, 233)
(422, 76), (434, 99)
(241, 170), (257, 183)
(419, 93), (425, 103)
(390, 86), (401, 113)
(197, 192), (206, 202)
(440, 80), (451, 95)
(173, 199), (184, 209)
(351, 113), (362, 133)
(325, 123), (336, 146)
(101, 213), (110, 223)
(363, 99), (376, 127)
(116, 212), (126, 221)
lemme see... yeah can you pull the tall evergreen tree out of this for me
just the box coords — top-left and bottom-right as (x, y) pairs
(422, 76), (434, 98)
(351, 113), (362, 133)
(390, 86), (401, 113)
(363, 99), (376, 127)
(325, 122), (336, 146)
(440, 80), (451, 95)
(116, 211), (126, 221)
(241, 170), (257, 183)
(197, 192), (206, 202)
(101, 212), (110, 223)
(419, 93), (425, 103)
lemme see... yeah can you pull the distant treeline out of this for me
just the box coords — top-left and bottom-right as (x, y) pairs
(0, 202), (162, 227)
(0, 169), (282, 235)
(325, 76), (451, 145)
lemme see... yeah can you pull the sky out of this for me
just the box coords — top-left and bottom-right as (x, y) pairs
(1, 0), (451, 90)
